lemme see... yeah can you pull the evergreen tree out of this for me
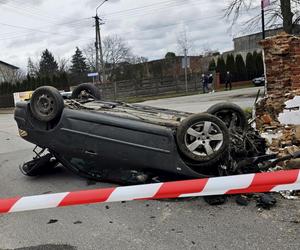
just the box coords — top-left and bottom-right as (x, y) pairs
(226, 54), (236, 81)
(165, 52), (176, 59)
(252, 51), (259, 77)
(39, 49), (58, 78)
(216, 56), (226, 83)
(246, 53), (256, 80)
(208, 59), (216, 71)
(235, 54), (247, 81)
(256, 52), (264, 77)
(70, 47), (88, 74)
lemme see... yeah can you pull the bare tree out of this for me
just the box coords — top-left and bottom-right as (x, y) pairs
(27, 57), (39, 77)
(103, 35), (132, 78)
(225, 0), (300, 34)
(177, 28), (193, 56)
(84, 35), (133, 80)
(57, 57), (70, 74)
(129, 56), (148, 64)
(83, 43), (96, 72)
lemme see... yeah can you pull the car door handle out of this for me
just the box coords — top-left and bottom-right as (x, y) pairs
(85, 150), (98, 156)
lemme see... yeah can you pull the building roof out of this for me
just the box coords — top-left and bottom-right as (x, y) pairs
(233, 25), (300, 41)
(0, 60), (19, 70)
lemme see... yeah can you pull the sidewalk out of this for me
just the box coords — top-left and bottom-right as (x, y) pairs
(0, 108), (14, 114)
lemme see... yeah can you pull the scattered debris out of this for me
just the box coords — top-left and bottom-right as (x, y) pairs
(235, 195), (250, 206)
(47, 219), (58, 224)
(256, 194), (277, 210)
(204, 195), (228, 206)
(279, 191), (300, 200)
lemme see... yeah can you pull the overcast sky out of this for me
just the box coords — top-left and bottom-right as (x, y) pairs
(0, 0), (261, 71)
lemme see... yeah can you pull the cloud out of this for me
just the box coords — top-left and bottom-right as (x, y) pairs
(0, 0), (44, 6)
(0, 0), (248, 70)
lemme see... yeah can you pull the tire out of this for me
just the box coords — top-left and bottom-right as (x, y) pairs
(30, 86), (64, 122)
(176, 113), (229, 164)
(71, 83), (101, 100)
(207, 102), (248, 131)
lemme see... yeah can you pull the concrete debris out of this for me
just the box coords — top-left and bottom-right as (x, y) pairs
(279, 191), (300, 200)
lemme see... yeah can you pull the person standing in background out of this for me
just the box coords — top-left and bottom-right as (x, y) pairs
(208, 74), (214, 93)
(202, 74), (209, 94)
(225, 71), (232, 91)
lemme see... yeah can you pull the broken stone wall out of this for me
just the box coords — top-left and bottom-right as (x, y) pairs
(257, 33), (300, 128)
(262, 33), (300, 93)
(257, 33), (300, 157)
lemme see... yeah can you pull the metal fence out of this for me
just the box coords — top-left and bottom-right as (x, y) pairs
(100, 75), (202, 100)
(0, 94), (14, 108)
(0, 74), (206, 108)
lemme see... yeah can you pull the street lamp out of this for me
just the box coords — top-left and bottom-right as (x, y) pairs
(96, 0), (108, 17)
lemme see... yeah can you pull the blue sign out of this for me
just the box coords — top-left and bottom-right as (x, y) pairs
(88, 72), (99, 77)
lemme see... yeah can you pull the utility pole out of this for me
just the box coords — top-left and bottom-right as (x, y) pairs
(261, 0), (270, 39)
(94, 15), (100, 82)
(261, 0), (266, 39)
(184, 48), (188, 93)
(98, 21), (105, 82)
(94, 0), (108, 83)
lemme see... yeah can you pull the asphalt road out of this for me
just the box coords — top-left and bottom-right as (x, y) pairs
(1, 87), (300, 250)
(140, 86), (264, 112)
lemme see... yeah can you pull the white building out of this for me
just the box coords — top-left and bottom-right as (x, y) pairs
(0, 60), (19, 83)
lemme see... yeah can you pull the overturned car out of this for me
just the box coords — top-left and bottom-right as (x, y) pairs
(14, 83), (267, 184)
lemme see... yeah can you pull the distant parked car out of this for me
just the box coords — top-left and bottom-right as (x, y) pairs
(252, 76), (265, 86)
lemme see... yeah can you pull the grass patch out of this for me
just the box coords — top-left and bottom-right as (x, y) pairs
(124, 91), (201, 103)
(122, 83), (255, 103)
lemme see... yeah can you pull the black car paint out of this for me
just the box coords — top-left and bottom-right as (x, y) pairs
(14, 102), (206, 180)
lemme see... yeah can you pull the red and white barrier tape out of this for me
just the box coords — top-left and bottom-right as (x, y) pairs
(1, 169), (300, 214)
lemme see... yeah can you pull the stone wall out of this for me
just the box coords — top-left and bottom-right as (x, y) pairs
(256, 33), (300, 125)
(256, 33), (300, 156)
(260, 33), (300, 93)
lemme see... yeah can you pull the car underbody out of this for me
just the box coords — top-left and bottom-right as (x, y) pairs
(14, 84), (274, 185)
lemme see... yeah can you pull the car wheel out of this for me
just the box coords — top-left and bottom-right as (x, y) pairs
(176, 113), (229, 164)
(30, 86), (64, 122)
(207, 102), (248, 131)
(71, 83), (101, 100)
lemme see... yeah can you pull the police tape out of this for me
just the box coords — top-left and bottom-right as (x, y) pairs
(1, 169), (300, 214)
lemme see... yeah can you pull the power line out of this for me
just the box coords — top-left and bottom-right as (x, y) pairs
(4, 0), (77, 22)
(0, 21), (94, 41)
(113, 14), (224, 38)
(0, 18), (92, 40)
(102, 0), (203, 19)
